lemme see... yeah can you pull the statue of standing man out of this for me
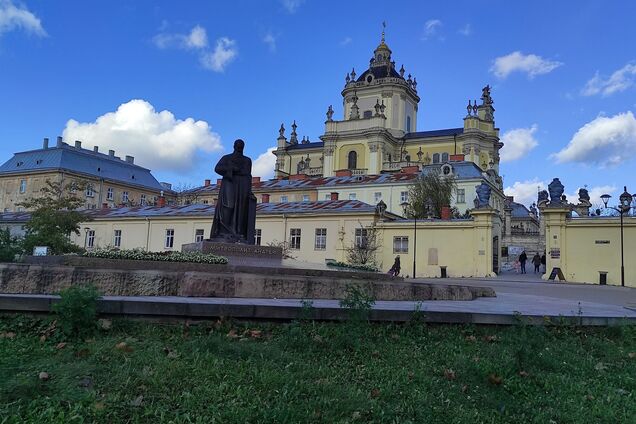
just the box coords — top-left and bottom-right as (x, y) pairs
(210, 139), (257, 244)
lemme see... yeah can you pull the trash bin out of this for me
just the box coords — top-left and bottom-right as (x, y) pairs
(599, 271), (607, 285)
(440, 266), (447, 278)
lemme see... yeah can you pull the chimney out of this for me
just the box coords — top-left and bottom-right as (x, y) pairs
(42, 137), (49, 149)
(400, 165), (419, 174)
(102, 203), (109, 209)
(335, 169), (353, 177)
(441, 206), (451, 220)
(158, 190), (166, 207)
(252, 176), (261, 184)
(56, 136), (63, 147)
(330, 192), (339, 201)
(449, 154), (465, 162)
(204, 179), (211, 187)
(125, 155), (134, 164)
(74, 140), (82, 149)
(216, 179), (222, 186)
(262, 193), (270, 203)
(93, 146), (99, 153)
(108, 149), (115, 157)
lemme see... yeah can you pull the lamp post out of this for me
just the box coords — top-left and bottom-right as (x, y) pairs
(401, 201), (417, 278)
(600, 186), (634, 287)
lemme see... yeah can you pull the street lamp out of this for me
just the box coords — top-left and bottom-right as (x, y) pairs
(400, 201), (416, 278)
(600, 186), (634, 287)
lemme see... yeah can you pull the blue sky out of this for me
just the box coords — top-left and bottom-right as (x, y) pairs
(1, 0), (636, 206)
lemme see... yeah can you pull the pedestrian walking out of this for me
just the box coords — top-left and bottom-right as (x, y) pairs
(532, 253), (541, 274)
(541, 252), (546, 273)
(388, 255), (401, 277)
(519, 251), (527, 274)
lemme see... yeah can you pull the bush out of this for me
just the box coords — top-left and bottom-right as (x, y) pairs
(84, 248), (228, 264)
(339, 285), (376, 322)
(53, 285), (100, 339)
(327, 261), (379, 273)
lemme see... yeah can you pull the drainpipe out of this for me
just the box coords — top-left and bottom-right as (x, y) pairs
(145, 217), (151, 251)
(98, 178), (104, 205)
(283, 213), (288, 245)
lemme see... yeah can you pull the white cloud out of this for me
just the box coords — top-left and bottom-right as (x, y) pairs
(0, 0), (46, 37)
(500, 125), (539, 162)
(62, 99), (223, 172)
(200, 37), (237, 72)
(490, 51), (563, 79)
(504, 179), (547, 207)
(422, 19), (442, 40)
(263, 32), (276, 52)
(153, 25), (236, 73)
(252, 147), (276, 179)
(280, 0), (304, 13)
(581, 63), (636, 97)
(153, 25), (208, 50)
(339, 36), (352, 46)
(458, 24), (472, 36)
(552, 111), (636, 167)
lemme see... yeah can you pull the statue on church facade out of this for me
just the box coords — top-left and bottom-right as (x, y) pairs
(210, 139), (257, 244)
(481, 85), (493, 106)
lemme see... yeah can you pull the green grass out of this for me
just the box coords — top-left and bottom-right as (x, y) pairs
(0, 315), (634, 423)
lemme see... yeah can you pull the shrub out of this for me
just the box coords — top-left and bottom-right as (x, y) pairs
(53, 285), (100, 339)
(327, 261), (379, 273)
(0, 228), (22, 262)
(84, 249), (228, 264)
(339, 285), (376, 322)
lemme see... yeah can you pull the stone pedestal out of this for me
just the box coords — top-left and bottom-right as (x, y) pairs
(181, 241), (283, 267)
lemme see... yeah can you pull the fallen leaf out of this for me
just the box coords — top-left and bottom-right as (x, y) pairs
(488, 373), (503, 385)
(594, 362), (607, 371)
(585, 394), (595, 401)
(115, 342), (133, 353)
(616, 388), (628, 396)
(78, 377), (93, 389)
(163, 347), (179, 359)
(352, 411), (361, 420)
(371, 350), (380, 358)
(518, 370), (529, 377)
(444, 369), (456, 380)
(38, 371), (50, 381)
(130, 395), (144, 407)
(312, 334), (324, 343)
(249, 330), (262, 339)
(407, 371), (415, 381)
(0, 331), (16, 339)
(465, 335), (477, 342)
(75, 348), (90, 358)
(226, 329), (239, 339)
(370, 388), (380, 398)
(390, 334), (400, 340)
(472, 356), (480, 363)
(483, 335), (498, 343)
(461, 384), (469, 393)
(98, 319), (112, 330)
(56, 342), (67, 350)
(93, 401), (106, 411)
(39, 335), (46, 343)
(628, 352), (636, 359)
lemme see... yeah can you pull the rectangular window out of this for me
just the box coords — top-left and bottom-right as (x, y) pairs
(393, 236), (409, 253)
(203, 200), (209, 204)
(87, 230), (95, 248)
(400, 191), (408, 203)
(325, 194), (331, 200)
(315, 228), (327, 250)
(255, 229), (262, 246)
(85, 184), (94, 198)
(165, 229), (174, 248)
(195, 229), (205, 242)
(280, 195), (288, 203)
(107, 187), (114, 201)
(302, 195), (310, 202)
(19, 179), (26, 193)
(69, 182), (78, 193)
(113, 230), (122, 248)
(348, 193), (357, 200)
(374, 192), (382, 203)
(456, 189), (465, 204)
(140, 194), (147, 206)
(355, 228), (368, 248)
(290, 228), (301, 249)
(122, 191), (129, 203)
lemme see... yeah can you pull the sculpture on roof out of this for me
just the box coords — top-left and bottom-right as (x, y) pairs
(210, 139), (257, 244)
(481, 85), (493, 106)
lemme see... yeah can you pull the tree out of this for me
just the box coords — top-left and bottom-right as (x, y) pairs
(345, 222), (381, 266)
(0, 228), (21, 262)
(174, 182), (200, 206)
(17, 180), (91, 254)
(406, 172), (457, 219)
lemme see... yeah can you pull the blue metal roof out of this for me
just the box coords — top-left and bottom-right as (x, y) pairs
(421, 162), (484, 179)
(286, 141), (324, 150)
(404, 128), (464, 139)
(510, 202), (531, 218)
(0, 143), (167, 192)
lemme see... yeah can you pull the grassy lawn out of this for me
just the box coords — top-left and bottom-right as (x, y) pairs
(1, 315), (634, 423)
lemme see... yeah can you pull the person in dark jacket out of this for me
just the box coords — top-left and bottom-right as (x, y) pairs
(541, 252), (546, 273)
(519, 251), (528, 274)
(532, 253), (541, 274)
(388, 256), (401, 277)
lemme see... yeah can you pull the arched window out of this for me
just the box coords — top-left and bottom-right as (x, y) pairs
(406, 116), (411, 133)
(432, 153), (440, 164)
(348, 151), (358, 169)
(441, 152), (449, 163)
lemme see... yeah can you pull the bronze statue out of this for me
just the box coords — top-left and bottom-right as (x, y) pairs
(210, 139), (257, 244)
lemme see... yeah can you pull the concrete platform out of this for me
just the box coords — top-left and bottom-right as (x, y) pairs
(1, 291), (634, 326)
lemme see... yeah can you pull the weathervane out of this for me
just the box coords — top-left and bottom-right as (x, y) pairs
(381, 21), (386, 42)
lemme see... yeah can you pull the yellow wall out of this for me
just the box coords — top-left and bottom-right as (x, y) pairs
(542, 208), (636, 287)
(336, 143), (366, 171)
